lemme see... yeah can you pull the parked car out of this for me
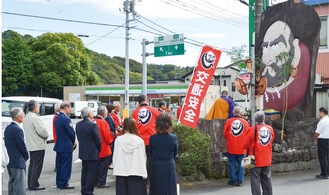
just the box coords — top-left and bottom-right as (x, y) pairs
(69, 100), (100, 118)
(2, 96), (62, 142)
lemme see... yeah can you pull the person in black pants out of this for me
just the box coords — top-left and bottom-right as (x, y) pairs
(94, 106), (114, 188)
(23, 100), (49, 191)
(105, 104), (117, 169)
(76, 107), (102, 195)
(314, 107), (329, 179)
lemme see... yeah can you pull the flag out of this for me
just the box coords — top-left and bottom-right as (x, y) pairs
(179, 46), (222, 128)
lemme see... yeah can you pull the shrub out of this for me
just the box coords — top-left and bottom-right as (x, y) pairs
(173, 124), (211, 180)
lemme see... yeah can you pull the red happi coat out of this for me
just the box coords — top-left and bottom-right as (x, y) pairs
(94, 116), (114, 158)
(245, 124), (275, 167)
(131, 103), (161, 146)
(223, 117), (250, 155)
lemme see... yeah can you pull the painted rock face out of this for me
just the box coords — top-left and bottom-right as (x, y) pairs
(259, 21), (310, 111)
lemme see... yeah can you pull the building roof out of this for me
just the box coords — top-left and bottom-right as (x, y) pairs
(302, 0), (328, 5)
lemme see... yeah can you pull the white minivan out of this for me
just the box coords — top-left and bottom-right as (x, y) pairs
(2, 96), (62, 142)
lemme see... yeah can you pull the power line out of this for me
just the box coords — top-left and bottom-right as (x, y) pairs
(137, 14), (176, 34)
(171, 0), (248, 25)
(2, 12), (126, 28)
(159, 0), (247, 29)
(133, 23), (233, 51)
(160, 0), (247, 28)
(176, 0), (248, 26)
(192, 0), (249, 21)
(21, 2), (78, 28)
(133, 27), (163, 36)
(86, 23), (125, 46)
(134, 16), (169, 36)
(135, 12), (229, 51)
(2, 11), (241, 52)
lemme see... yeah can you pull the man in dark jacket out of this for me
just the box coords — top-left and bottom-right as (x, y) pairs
(53, 101), (76, 190)
(76, 107), (102, 195)
(4, 107), (29, 195)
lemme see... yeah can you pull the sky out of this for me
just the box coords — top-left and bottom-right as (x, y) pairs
(2, 0), (286, 68)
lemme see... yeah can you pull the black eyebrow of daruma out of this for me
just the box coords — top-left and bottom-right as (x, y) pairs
(270, 34), (287, 47)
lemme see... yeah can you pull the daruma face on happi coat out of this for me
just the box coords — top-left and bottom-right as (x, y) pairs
(255, 0), (321, 113)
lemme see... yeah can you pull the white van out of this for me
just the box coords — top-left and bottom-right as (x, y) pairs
(69, 100), (99, 118)
(2, 96), (62, 142)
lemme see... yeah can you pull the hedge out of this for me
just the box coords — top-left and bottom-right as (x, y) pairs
(173, 124), (211, 181)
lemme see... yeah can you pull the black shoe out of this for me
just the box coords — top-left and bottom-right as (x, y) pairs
(227, 181), (236, 186)
(235, 182), (243, 187)
(28, 187), (45, 191)
(97, 184), (110, 188)
(59, 186), (75, 190)
(315, 175), (329, 179)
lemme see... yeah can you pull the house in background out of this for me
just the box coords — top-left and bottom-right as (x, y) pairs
(181, 64), (250, 111)
(302, 0), (329, 117)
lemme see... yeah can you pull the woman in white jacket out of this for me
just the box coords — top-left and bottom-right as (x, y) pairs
(113, 117), (147, 195)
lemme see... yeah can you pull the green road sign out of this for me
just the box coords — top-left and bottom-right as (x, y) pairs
(154, 33), (185, 57)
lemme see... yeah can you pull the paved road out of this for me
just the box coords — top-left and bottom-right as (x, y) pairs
(180, 169), (329, 195)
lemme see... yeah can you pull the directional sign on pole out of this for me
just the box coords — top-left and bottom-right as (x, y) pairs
(154, 34), (184, 57)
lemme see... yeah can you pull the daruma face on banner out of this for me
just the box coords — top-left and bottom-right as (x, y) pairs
(179, 46), (221, 128)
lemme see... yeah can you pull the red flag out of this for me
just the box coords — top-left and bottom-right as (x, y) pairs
(179, 46), (221, 128)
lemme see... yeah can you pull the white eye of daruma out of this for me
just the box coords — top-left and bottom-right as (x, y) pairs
(270, 43), (279, 51)
(262, 45), (268, 53)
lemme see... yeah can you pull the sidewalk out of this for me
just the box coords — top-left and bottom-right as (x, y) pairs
(2, 168), (328, 195)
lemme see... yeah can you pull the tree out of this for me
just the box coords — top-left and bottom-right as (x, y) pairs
(226, 44), (247, 63)
(30, 33), (100, 98)
(163, 64), (175, 73)
(2, 30), (34, 96)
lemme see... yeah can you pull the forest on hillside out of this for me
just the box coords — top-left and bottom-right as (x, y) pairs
(2, 30), (194, 98)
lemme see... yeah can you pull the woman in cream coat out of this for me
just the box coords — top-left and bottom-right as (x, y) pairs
(113, 117), (147, 195)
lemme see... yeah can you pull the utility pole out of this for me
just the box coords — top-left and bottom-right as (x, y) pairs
(255, 0), (263, 42)
(141, 39), (154, 97)
(239, 0), (267, 124)
(142, 39), (147, 97)
(250, 0), (264, 125)
(248, 0), (255, 58)
(123, 0), (134, 118)
(250, 45), (256, 125)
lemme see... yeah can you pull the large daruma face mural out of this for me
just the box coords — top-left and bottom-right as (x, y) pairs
(256, 0), (321, 113)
